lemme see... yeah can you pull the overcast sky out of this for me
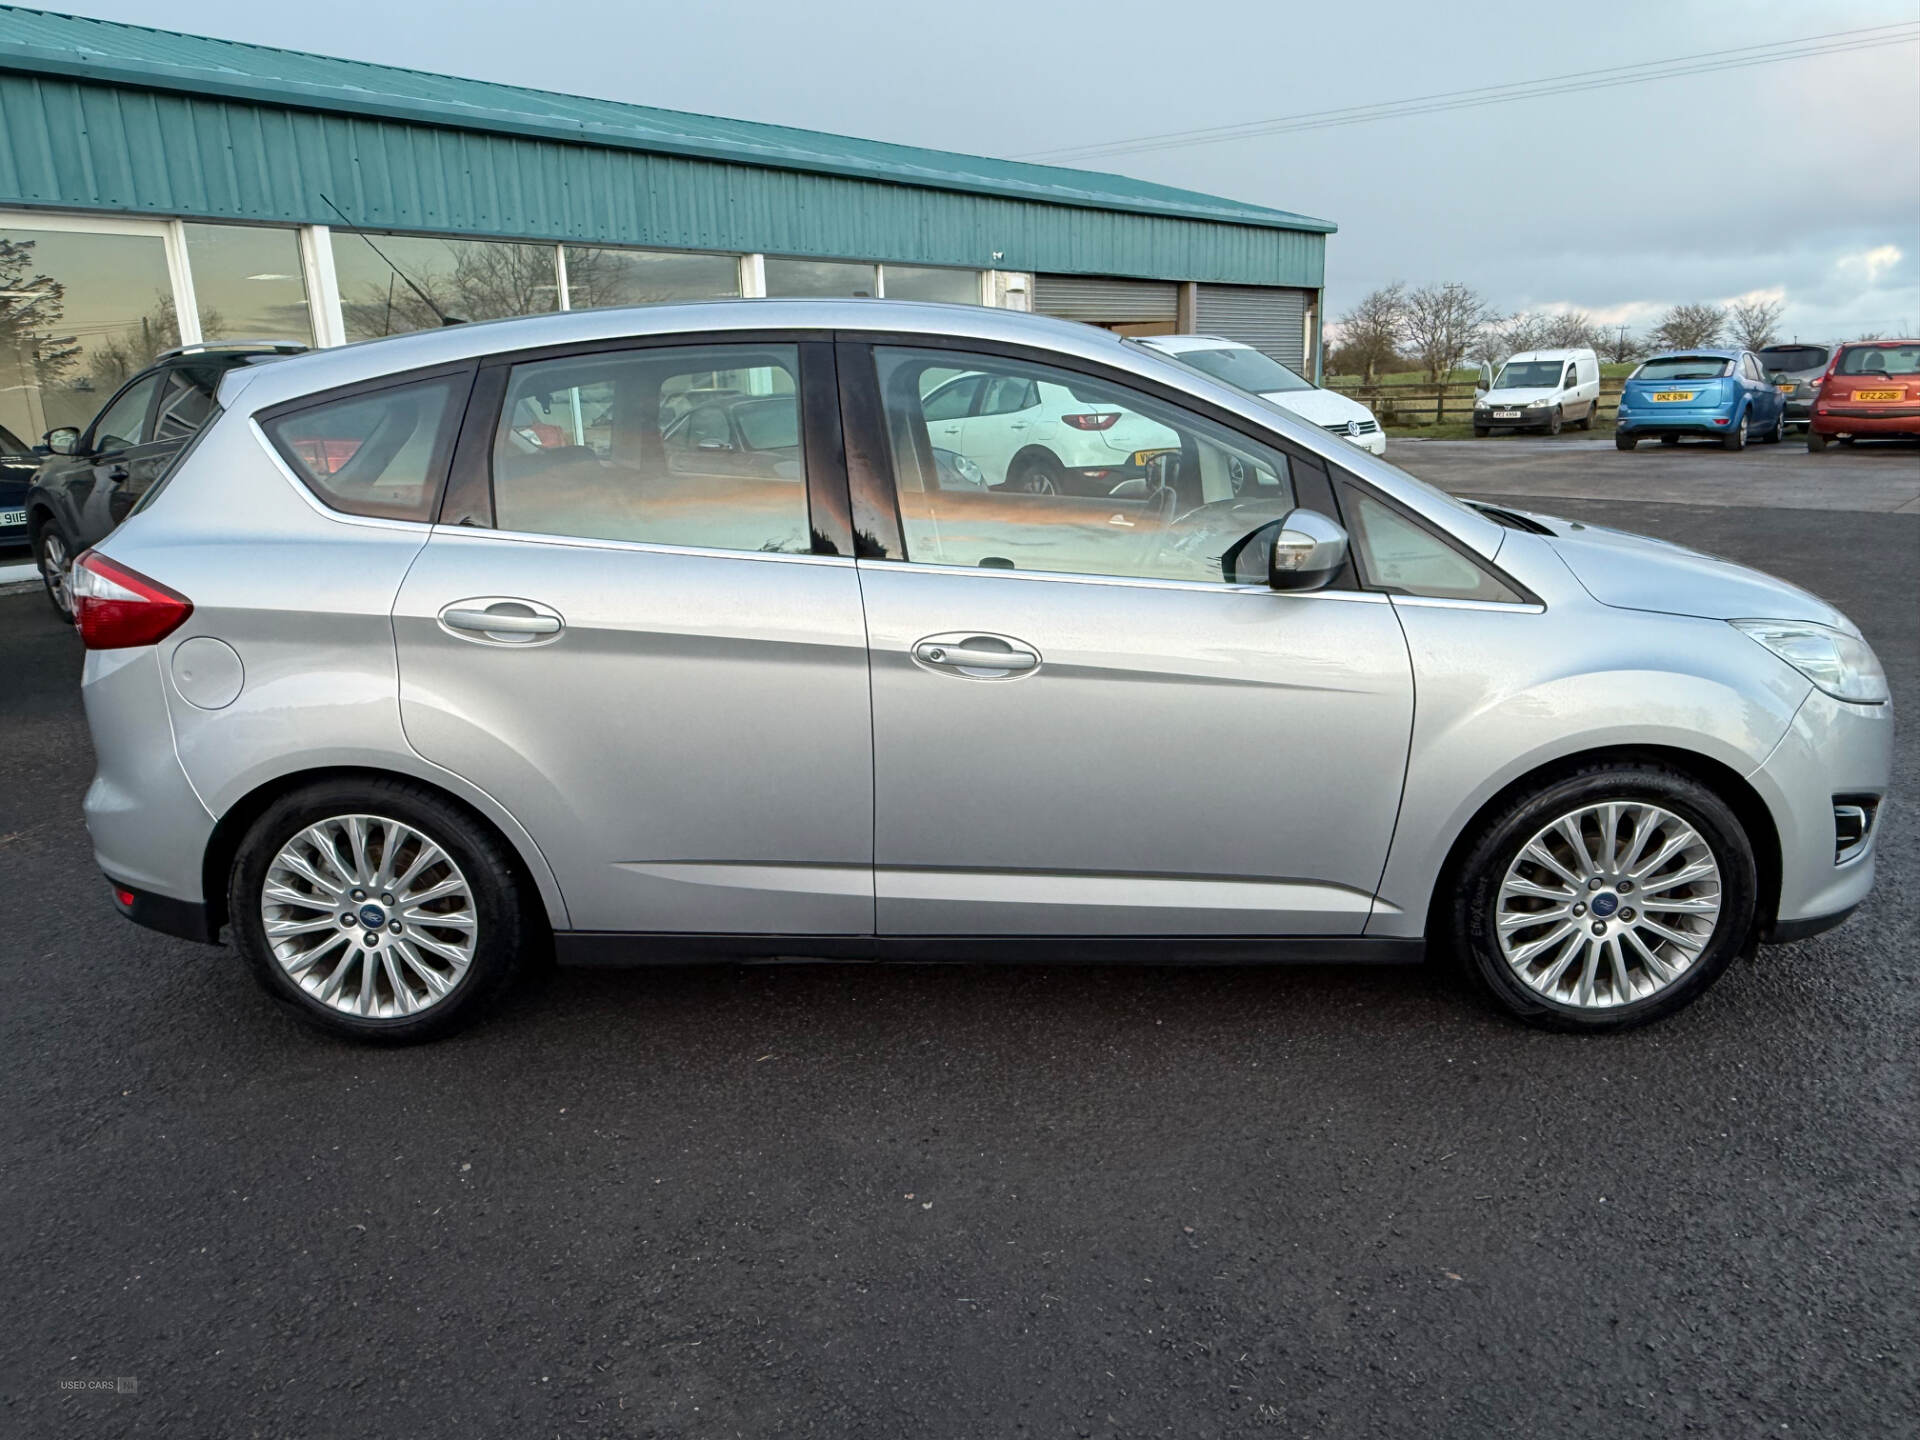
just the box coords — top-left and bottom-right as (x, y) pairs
(44, 0), (1920, 341)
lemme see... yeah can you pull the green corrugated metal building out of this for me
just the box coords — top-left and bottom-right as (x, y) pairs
(0, 5), (1334, 441)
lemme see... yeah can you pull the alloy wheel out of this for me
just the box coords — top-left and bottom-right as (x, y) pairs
(260, 813), (478, 1018)
(1494, 801), (1722, 1009)
(39, 531), (71, 615)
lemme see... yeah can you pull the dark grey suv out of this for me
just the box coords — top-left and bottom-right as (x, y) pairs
(26, 340), (303, 616)
(1755, 343), (1833, 433)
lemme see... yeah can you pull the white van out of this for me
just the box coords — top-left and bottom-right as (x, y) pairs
(1139, 335), (1387, 455)
(1473, 347), (1602, 436)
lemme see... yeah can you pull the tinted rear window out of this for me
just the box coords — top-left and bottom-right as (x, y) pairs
(1633, 356), (1732, 381)
(264, 374), (468, 521)
(1757, 345), (1828, 372)
(1836, 343), (1920, 376)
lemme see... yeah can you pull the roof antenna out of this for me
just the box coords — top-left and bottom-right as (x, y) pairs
(318, 193), (467, 326)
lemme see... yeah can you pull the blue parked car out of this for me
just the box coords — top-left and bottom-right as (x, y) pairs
(0, 422), (40, 551)
(1615, 347), (1789, 451)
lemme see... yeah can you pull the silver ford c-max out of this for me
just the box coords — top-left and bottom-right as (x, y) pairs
(72, 301), (1892, 1041)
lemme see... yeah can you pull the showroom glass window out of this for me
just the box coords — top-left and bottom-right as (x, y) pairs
(332, 233), (561, 342)
(490, 344), (810, 555)
(562, 247), (740, 309)
(872, 345), (1299, 585)
(0, 225), (176, 442)
(763, 258), (877, 298)
(183, 223), (314, 345)
(881, 265), (981, 304)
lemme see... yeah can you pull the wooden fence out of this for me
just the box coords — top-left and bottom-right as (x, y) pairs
(1325, 378), (1628, 427)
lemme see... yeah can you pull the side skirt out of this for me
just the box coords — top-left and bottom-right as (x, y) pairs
(554, 933), (1426, 967)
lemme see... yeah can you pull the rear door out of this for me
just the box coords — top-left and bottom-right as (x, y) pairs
(843, 340), (1415, 938)
(393, 336), (874, 935)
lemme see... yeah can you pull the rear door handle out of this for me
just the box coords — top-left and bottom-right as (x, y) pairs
(911, 634), (1040, 677)
(439, 598), (565, 644)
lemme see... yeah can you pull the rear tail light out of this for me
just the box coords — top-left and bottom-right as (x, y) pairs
(71, 551), (193, 650)
(1061, 412), (1121, 431)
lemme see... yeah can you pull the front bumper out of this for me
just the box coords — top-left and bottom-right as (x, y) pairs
(1474, 405), (1554, 431)
(1747, 686), (1894, 940)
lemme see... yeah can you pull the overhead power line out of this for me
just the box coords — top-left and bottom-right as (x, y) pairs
(1013, 23), (1920, 164)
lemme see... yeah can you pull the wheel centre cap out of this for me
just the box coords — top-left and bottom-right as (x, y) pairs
(1590, 891), (1620, 918)
(358, 903), (387, 928)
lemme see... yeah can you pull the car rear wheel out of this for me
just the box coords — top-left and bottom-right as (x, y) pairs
(1449, 763), (1757, 1032)
(1722, 414), (1747, 451)
(229, 777), (535, 1042)
(1614, 433), (1636, 450)
(1807, 430), (1828, 452)
(34, 524), (74, 620)
(1576, 400), (1594, 431)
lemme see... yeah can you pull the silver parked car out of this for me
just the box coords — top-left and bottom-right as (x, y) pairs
(73, 302), (1892, 1041)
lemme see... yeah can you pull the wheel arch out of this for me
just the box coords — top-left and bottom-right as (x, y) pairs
(1420, 743), (1782, 943)
(200, 765), (566, 939)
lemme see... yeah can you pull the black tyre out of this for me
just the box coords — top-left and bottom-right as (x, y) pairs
(1447, 762), (1758, 1033)
(228, 777), (537, 1042)
(1576, 400), (1594, 431)
(1660, 434), (1680, 446)
(1005, 450), (1067, 495)
(34, 521), (75, 621)
(1474, 425), (1490, 438)
(1764, 410), (1786, 444)
(1614, 433), (1636, 451)
(1807, 430), (1828, 453)
(1721, 413), (1747, 451)
(1546, 406), (1563, 436)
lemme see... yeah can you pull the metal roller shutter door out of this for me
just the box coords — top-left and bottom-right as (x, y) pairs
(1032, 275), (1179, 322)
(1195, 285), (1309, 369)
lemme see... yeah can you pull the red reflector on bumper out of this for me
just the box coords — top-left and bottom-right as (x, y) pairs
(113, 887), (136, 908)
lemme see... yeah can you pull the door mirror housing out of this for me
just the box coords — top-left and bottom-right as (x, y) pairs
(1476, 360), (1494, 398)
(44, 426), (80, 456)
(1269, 509), (1349, 592)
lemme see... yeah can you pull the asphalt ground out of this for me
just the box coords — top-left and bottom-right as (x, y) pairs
(2, 441), (1916, 1437)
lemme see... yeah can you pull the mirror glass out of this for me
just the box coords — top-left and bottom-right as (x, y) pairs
(44, 426), (79, 455)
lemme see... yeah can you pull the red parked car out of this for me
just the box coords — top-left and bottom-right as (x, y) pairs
(1807, 339), (1920, 451)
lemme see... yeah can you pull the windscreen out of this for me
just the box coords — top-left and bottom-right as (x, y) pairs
(1492, 360), (1564, 389)
(1633, 356), (1732, 381)
(1836, 343), (1920, 375)
(1171, 347), (1314, 394)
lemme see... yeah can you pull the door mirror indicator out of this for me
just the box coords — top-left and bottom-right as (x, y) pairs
(1269, 509), (1349, 592)
(44, 427), (80, 456)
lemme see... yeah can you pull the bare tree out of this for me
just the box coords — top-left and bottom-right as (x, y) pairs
(1332, 282), (1408, 382)
(1544, 309), (1601, 350)
(1601, 324), (1642, 364)
(1651, 303), (1726, 350)
(1490, 310), (1552, 360)
(1401, 280), (1494, 387)
(1727, 296), (1785, 351)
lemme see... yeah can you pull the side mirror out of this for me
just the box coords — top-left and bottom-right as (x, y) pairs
(1768, 371), (1789, 385)
(44, 427), (80, 456)
(1269, 509), (1349, 592)
(1476, 360), (1494, 397)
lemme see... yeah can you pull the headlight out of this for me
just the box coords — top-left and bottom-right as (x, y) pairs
(1731, 619), (1889, 704)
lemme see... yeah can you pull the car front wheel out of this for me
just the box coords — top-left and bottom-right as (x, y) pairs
(229, 777), (535, 1042)
(1448, 763), (1757, 1032)
(35, 523), (75, 620)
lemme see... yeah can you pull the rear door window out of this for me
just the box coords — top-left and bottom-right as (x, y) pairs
(264, 373), (469, 521)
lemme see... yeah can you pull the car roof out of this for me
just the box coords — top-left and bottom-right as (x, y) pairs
(1836, 337), (1920, 347)
(1504, 348), (1593, 362)
(1642, 347), (1740, 359)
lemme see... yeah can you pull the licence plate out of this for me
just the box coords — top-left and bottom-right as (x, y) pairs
(1130, 447), (1177, 467)
(1777, 384), (1795, 393)
(1493, 409), (1521, 419)
(1650, 391), (1694, 402)
(1853, 389), (1902, 401)
(0, 508), (24, 527)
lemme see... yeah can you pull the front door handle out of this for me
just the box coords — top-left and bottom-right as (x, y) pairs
(439, 598), (565, 644)
(911, 634), (1040, 677)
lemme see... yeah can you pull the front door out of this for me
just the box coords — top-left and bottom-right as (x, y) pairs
(393, 339), (874, 935)
(849, 342), (1415, 937)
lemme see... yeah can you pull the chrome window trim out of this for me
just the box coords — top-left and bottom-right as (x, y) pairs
(857, 558), (1388, 601)
(429, 523), (854, 568)
(1389, 594), (1547, 614)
